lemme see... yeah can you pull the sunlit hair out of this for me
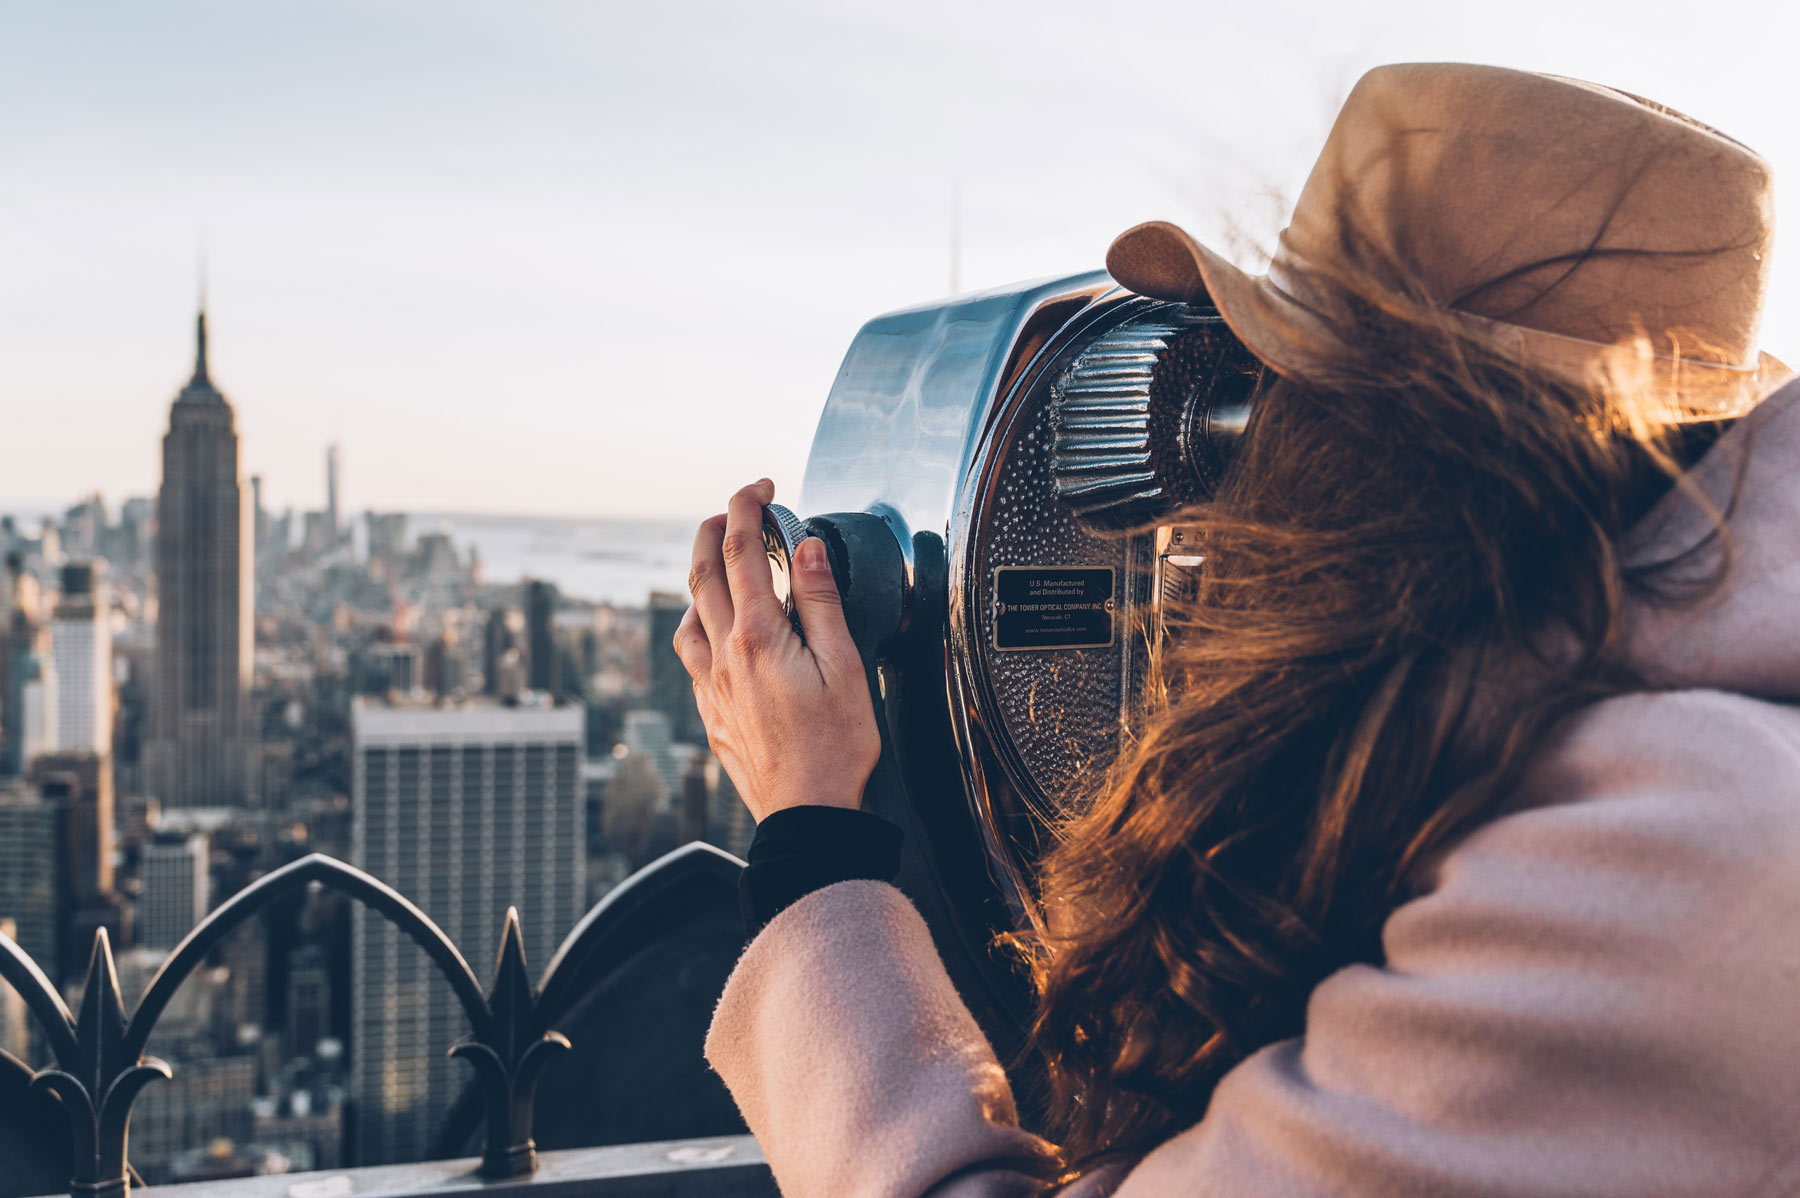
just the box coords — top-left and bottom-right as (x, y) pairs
(1014, 228), (1749, 1165)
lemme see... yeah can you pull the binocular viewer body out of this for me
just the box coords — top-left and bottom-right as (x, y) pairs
(763, 271), (1261, 1053)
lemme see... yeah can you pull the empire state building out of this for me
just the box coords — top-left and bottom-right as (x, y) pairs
(146, 311), (256, 810)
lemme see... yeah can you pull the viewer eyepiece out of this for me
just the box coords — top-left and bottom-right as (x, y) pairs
(1050, 307), (1264, 525)
(766, 273), (1264, 1056)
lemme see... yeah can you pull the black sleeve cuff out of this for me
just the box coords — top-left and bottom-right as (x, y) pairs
(738, 805), (904, 936)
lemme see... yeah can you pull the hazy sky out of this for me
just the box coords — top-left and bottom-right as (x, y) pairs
(4, 0), (1797, 520)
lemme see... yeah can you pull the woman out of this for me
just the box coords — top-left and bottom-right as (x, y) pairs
(675, 64), (1800, 1195)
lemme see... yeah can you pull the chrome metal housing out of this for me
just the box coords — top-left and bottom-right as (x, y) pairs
(799, 274), (1254, 945)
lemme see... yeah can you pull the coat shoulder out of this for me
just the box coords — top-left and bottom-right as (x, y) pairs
(1115, 689), (1800, 1196)
(1392, 687), (1800, 971)
(1488, 687), (1800, 864)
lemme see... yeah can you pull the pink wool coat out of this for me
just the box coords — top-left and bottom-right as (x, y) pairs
(706, 378), (1800, 1197)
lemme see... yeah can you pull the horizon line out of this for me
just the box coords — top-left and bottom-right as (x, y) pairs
(0, 496), (716, 529)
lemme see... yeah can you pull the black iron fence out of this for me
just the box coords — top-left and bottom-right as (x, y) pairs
(125, 1137), (771, 1198)
(0, 845), (755, 1198)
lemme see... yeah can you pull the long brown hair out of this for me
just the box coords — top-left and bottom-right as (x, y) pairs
(1018, 247), (1741, 1163)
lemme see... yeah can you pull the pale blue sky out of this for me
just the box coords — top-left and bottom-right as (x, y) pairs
(3, 0), (1796, 519)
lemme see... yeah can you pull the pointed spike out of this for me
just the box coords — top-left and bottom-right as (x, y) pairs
(75, 927), (126, 1088)
(494, 908), (528, 983)
(486, 908), (535, 1056)
(77, 929), (123, 1034)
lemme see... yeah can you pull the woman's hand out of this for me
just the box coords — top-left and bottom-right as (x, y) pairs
(673, 479), (881, 822)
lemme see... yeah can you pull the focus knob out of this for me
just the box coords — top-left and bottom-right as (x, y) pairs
(1050, 305), (1263, 523)
(762, 503), (821, 639)
(761, 504), (929, 653)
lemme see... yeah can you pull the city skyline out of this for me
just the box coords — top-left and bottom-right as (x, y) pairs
(0, 273), (749, 1178)
(4, 0), (1797, 518)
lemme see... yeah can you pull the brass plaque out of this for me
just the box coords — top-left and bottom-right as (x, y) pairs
(992, 565), (1116, 651)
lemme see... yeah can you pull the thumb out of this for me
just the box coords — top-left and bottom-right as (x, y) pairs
(790, 536), (855, 660)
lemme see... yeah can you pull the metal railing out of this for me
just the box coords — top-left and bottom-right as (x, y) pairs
(0, 846), (749, 1198)
(81, 1138), (773, 1198)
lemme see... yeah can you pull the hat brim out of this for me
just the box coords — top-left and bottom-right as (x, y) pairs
(1104, 219), (1790, 416)
(1105, 220), (1345, 387)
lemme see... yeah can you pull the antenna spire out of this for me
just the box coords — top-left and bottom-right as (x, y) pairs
(194, 309), (210, 383)
(194, 240), (210, 383)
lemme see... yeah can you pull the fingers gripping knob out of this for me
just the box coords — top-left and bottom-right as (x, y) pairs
(763, 502), (809, 556)
(762, 503), (825, 640)
(763, 504), (914, 656)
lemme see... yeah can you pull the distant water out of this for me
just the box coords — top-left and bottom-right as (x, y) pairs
(3, 503), (698, 609)
(414, 512), (696, 606)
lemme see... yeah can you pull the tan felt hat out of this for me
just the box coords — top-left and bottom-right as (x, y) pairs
(1107, 63), (1787, 414)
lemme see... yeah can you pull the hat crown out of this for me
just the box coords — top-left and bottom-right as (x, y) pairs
(1283, 63), (1773, 366)
(1107, 64), (1782, 406)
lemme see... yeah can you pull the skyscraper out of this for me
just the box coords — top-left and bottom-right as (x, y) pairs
(0, 554), (40, 778)
(525, 580), (558, 694)
(145, 312), (256, 810)
(365, 512), (408, 564)
(51, 560), (112, 752)
(250, 473), (267, 561)
(31, 751), (115, 903)
(267, 508), (292, 568)
(285, 944), (331, 1060)
(621, 708), (685, 796)
(138, 832), (210, 950)
(647, 591), (701, 742)
(33, 750), (127, 972)
(119, 497), (155, 573)
(0, 788), (64, 981)
(481, 607), (509, 697)
(350, 698), (585, 1164)
(13, 623), (54, 770)
(326, 442), (342, 540)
